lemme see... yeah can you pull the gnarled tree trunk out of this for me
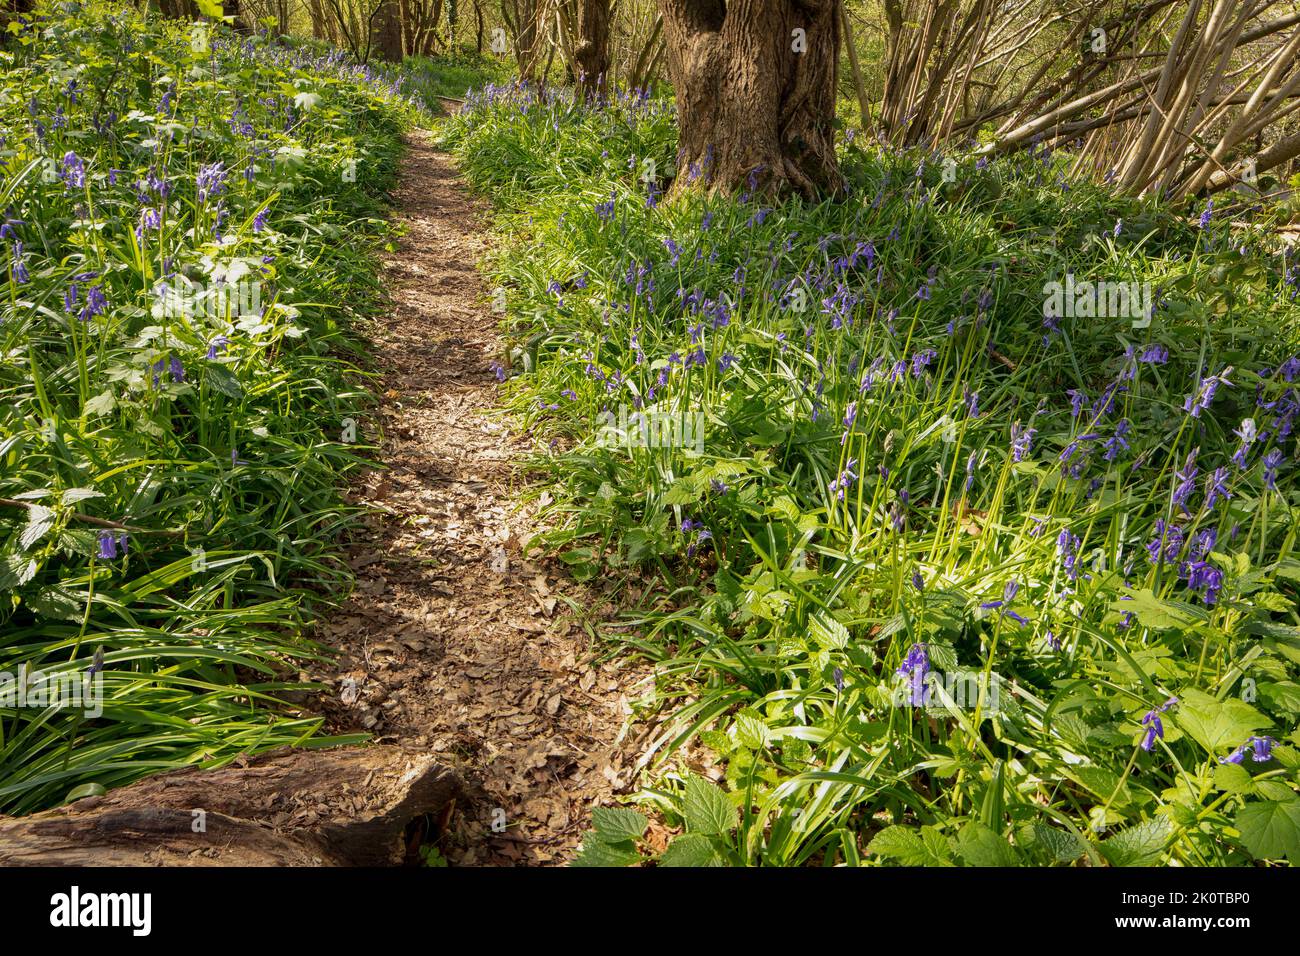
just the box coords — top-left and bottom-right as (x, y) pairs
(658, 0), (842, 198)
(0, 746), (461, 867)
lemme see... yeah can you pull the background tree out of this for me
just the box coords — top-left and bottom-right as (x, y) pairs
(657, 0), (842, 198)
(575, 0), (610, 96)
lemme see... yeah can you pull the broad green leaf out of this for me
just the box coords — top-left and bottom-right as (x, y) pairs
(19, 505), (54, 551)
(658, 833), (724, 867)
(1097, 817), (1171, 867)
(681, 775), (736, 836)
(570, 837), (641, 867)
(956, 821), (1020, 867)
(590, 807), (647, 844)
(868, 826), (947, 866)
(1234, 799), (1300, 864)
(1175, 689), (1270, 754)
(1019, 822), (1085, 864)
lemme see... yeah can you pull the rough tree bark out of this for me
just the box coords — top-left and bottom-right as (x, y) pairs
(658, 0), (843, 198)
(576, 0), (611, 97)
(0, 746), (461, 867)
(375, 0), (405, 61)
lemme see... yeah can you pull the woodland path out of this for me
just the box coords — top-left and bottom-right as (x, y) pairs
(311, 130), (646, 866)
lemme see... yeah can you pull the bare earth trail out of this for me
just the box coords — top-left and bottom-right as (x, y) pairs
(312, 130), (646, 866)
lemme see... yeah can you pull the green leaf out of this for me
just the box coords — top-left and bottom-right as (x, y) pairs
(65, 783), (107, 803)
(1175, 688), (1271, 754)
(956, 821), (1020, 866)
(570, 836), (641, 867)
(590, 807), (647, 844)
(1214, 762), (1256, 795)
(658, 833), (724, 867)
(732, 709), (769, 750)
(61, 488), (103, 506)
(0, 554), (38, 591)
(204, 364), (244, 398)
(19, 505), (54, 551)
(1019, 822), (1086, 864)
(680, 775), (736, 836)
(1112, 588), (1201, 630)
(809, 610), (849, 650)
(868, 825), (955, 866)
(1097, 817), (1172, 867)
(1234, 799), (1300, 864)
(82, 390), (116, 417)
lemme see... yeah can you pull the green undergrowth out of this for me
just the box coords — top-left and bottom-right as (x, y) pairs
(443, 81), (1300, 866)
(0, 2), (414, 811)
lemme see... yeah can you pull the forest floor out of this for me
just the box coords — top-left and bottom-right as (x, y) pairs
(309, 130), (648, 866)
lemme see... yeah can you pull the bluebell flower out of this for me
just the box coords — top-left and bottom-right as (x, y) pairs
(1172, 449), (1199, 514)
(1138, 343), (1168, 364)
(78, 285), (107, 322)
(1219, 735), (1276, 764)
(96, 530), (118, 559)
(829, 458), (859, 501)
(896, 643), (930, 707)
(1263, 449), (1284, 490)
(1183, 367), (1232, 418)
(1058, 529), (1081, 581)
(1011, 422), (1035, 462)
(1203, 466), (1232, 510)
(61, 150), (86, 189)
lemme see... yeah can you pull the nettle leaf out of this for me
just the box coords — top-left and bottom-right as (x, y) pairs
(0, 553), (38, 591)
(1097, 816), (1172, 867)
(19, 504), (55, 551)
(1066, 765), (1132, 807)
(205, 364), (244, 398)
(1234, 799), (1300, 864)
(1018, 821), (1086, 864)
(956, 821), (1020, 867)
(680, 775), (736, 836)
(1175, 688), (1271, 754)
(61, 487), (103, 506)
(570, 836), (640, 868)
(658, 833), (724, 867)
(867, 825), (952, 866)
(809, 609), (850, 650)
(731, 709), (769, 750)
(590, 807), (647, 844)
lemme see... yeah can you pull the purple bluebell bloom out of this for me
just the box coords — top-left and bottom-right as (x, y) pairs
(896, 643), (930, 707)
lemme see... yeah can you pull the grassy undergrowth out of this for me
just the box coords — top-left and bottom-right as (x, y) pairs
(0, 3), (414, 812)
(444, 84), (1300, 865)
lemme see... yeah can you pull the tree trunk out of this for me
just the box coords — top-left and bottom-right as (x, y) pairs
(658, 0), (842, 198)
(375, 0), (405, 61)
(0, 746), (461, 867)
(576, 0), (611, 97)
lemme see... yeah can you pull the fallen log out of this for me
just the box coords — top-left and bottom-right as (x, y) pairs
(0, 746), (461, 866)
